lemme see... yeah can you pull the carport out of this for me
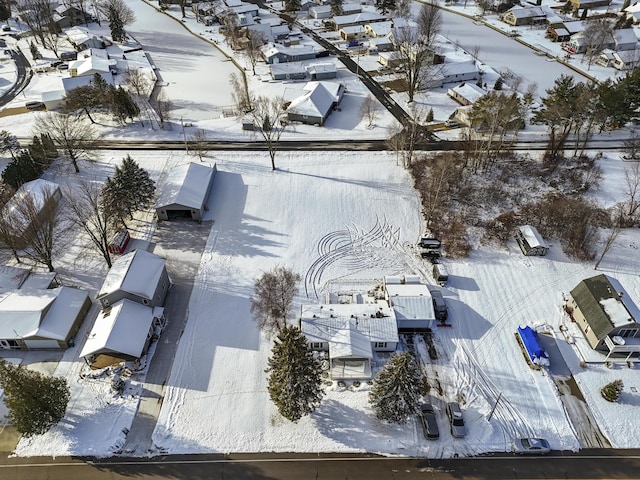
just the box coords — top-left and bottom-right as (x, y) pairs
(155, 162), (217, 221)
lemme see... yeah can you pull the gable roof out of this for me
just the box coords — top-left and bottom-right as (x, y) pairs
(287, 82), (343, 119)
(80, 299), (162, 359)
(155, 162), (216, 211)
(97, 249), (166, 300)
(613, 28), (637, 45)
(570, 274), (638, 341)
(448, 82), (486, 103)
(518, 225), (548, 249)
(385, 280), (436, 321)
(329, 325), (373, 359)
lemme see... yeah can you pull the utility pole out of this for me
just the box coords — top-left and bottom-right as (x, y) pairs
(181, 117), (189, 153)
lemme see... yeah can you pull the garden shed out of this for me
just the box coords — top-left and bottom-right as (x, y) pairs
(155, 162), (217, 221)
(516, 225), (549, 256)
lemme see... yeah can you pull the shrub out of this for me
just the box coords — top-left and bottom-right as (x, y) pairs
(601, 379), (623, 402)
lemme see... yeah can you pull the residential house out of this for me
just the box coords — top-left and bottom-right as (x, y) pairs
(569, 28), (636, 55)
(155, 162), (217, 221)
(567, 274), (640, 360)
(261, 43), (316, 64)
(439, 60), (480, 85)
(340, 25), (367, 42)
(62, 72), (115, 95)
(378, 50), (403, 68)
(65, 26), (108, 51)
(384, 275), (436, 331)
(568, 0), (611, 9)
(270, 62), (307, 80)
(501, 6), (547, 26)
(515, 225), (549, 256)
(286, 81), (345, 125)
(80, 299), (166, 365)
(365, 20), (393, 38)
(368, 36), (394, 53)
(306, 62), (337, 80)
(309, 5), (332, 18)
(68, 49), (117, 77)
(300, 302), (399, 380)
(612, 28), (638, 51)
(329, 12), (386, 31)
(0, 287), (91, 350)
(96, 249), (170, 309)
(546, 28), (572, 43)
(54, 5), (90, 29)
(624, 1), (640, 24)
(448, 82), (487, 106)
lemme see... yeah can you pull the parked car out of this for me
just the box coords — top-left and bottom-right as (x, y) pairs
(418, 404), (439, 440)
(429, 289), (448, 322)
(512, 437), (551, 454)
(432, 262), (449, 286)
(25, 101), (46, 111)
(445, 119), (460, 128)
(446, 402), (467, 438)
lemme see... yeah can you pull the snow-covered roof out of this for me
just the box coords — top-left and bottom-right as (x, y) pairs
(441, 60), (479, 77)
(0, 287), (86, 341)
(505, 6), (546, 19)
(562, 21), (585, 34)
(0, 265), (30, 293)
(305, 62), (336, 75)
(62, 72), (115, 93)
(80, 299), (162, 359)
(448, 82), (486, 104)
(519, 225), (548, 249)
(600, 297), (633, 328)
(300, 302), (398, 344)
(2, 179), (61, 232)
(341, 25), (365, 34)
(332, 12), (385, 27)
(68, 56), (115, 76)
(287, 82), (343, 119)
(613, 28), (637, 46)
(155, 162), (216, 211)
(270, 62), (307, 75)
(367, 20), (393, 37)
(385, 280), (435, 321)
(625, 1), (640, 12)
(20, 272), (57, 290)
(97, 249), (166, 301)
(329, 325), (373, 359)
(261, 43), (316, 59)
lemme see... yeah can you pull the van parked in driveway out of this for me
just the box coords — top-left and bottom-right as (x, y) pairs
(429, 289), (448, 322)
(432, 263), (448, 286)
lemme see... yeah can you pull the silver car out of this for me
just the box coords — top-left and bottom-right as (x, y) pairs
(446, 402), (467, 438)
(512, 437), (551, 454)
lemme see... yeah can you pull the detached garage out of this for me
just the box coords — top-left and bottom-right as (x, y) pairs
(155, 162), (217, 221)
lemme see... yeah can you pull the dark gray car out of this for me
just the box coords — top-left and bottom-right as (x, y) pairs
(418, 404), (439, 440)
(429, 289), (448, 322)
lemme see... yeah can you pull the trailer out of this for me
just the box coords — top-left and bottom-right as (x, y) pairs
(515, 326), (549, 370)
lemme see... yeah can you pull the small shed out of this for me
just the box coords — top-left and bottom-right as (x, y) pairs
(516, 225), (549, 256)
(155, 162), (217, 221)
(270, 62), (307, 81)
(97, 249), (170, 309)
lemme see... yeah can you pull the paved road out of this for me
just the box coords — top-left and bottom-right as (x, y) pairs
(0, 47), (32, 108)
(3, 450), (640, 479)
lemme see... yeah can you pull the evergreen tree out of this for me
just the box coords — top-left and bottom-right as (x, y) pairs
(601, 379), (623, 402)
(0, 360), (70, 437)
(108, 5), (127, 42)
(330, 0), (343, 16)
(284, 0), (301, 12)
(29, 41), (42, 60)
(375, 0), (396, 15)
(110, 86), (140, 124)
(266, 325), (324, 422)
(368, 352), (422, 424)
(426, 108), (434, 122)
(0, 1), (10, 22)
(1, 150), (43, 189)
(101, 155), (155, 227)
(493, 77), (503, 91)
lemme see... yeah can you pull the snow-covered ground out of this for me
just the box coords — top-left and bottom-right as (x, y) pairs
(2, 0), (640, 459)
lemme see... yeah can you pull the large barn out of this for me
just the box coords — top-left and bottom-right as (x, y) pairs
(155, 162), (217, 221)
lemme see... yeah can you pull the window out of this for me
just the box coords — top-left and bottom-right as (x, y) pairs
(619, 329), (639, 338)
(310, 342), (323, 349)
(374, 342), (387, 349)
(142, 299), (149, 305)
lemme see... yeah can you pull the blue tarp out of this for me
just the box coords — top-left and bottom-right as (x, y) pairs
(517, 326), (549, 366)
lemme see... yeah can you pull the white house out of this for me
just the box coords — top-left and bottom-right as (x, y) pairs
(68, 49), (117, 77)
(286, 81), (345, 126)
(448, 82), (487, 106)
(80, 299), (166, 364)
(384, 275), (436, 331)
(300, 302), (398, 380)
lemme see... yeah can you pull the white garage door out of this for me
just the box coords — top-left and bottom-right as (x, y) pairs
(24, 340), (60, 349)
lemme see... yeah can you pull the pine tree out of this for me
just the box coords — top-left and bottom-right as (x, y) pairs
(0, 360), (70, 437)
(101, 155), (155, 227)
(494, 77), (503, 91)
(330, 0), (343, 16)
(109, 86), (140, 124)
(29, 41), (42, 60)
(375, 0), (396, 15)
(426, 108), (434, 122)
(368, 352), (422, 424)
(0, 1), (10, 22)
(108, 5), (127, 43)
(266, 325), (324, 422)
(601, 379), (623, 402)
(2, 150), (43, 189)
(284, 0), (301, 12)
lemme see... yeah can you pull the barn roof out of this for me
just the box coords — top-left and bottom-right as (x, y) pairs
(155, 162), (216, 211)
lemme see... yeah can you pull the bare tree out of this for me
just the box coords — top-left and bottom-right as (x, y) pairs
(0, 182), (22, 263)
(248, 95), (287, 170)
(243, 30), (266, 75)
(360, 95), (380, 129)
(153, 91), (173, 128)
(220, 11), (241, 50)
(16, 0), (56, 50)
(189, 129), (209, 161)
(393, 0), (411, 18)
(622, 161), (640, 223)
(98, 0), (135, 24)
(623, 130), (640, 160)
(14, 184), (63, 272)
(417, 1), (442, 48)
(581, 19), (613, 70)
(34, 113), (99, 173)
(124, 67), (152, 98)
(386, 121), (405, 166)
(250, 266), (301, 335)
(230, 72), (252, 114)
(65, 179), (115, 268)
(594, 206), (624, 270)
(0, 130), (19, 160)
